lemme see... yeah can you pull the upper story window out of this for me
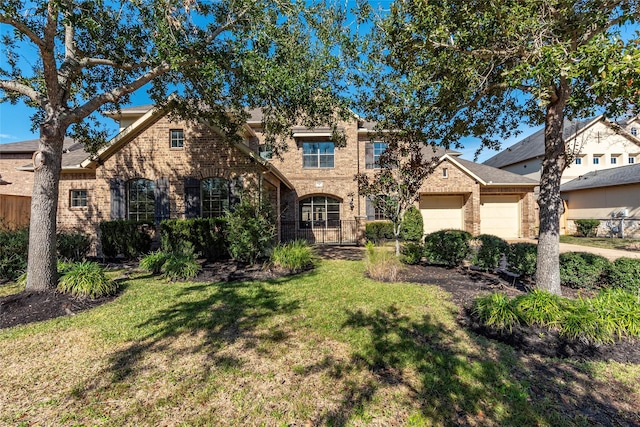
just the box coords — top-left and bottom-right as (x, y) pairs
(575, 157), (582, 165)
(128, 179), (155, 221)
(302, 141), (334, 168)
(611, 156), (619, 165)
(258, 144), (273, 160)
(170, 129), (184, 149)
(70, 189), (88, 208)
(630, 156), (636, 164)
(373, 142), (387, 168)
(201, 177), (229, 218)
(593, 155), (601, 165)
(631, 127), (638, 136)
(299, 195), (340, 228)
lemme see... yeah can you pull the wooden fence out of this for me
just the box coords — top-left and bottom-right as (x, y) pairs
(0, 195), (31, 229)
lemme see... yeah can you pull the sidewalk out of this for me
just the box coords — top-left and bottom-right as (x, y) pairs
(509, 238), (640, 261)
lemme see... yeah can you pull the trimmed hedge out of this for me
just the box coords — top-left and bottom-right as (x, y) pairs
(0, 226), (29, 281)
(99, 220), (153, 259)
(574, 219), (600, 237)
(366, 221), (395, 243)
(160, 218), (227, 261)
(57, 231), (92, 261)
(400, 206), (424, 242)
(606, 257), (640, 291)
(559, 252), (610, 289)
(473, 234), (508, 271)
(505, 242), (537, 276)
(423, 229), (472, 267)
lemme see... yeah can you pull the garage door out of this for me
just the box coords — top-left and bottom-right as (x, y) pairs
(419, 195), (464, 234)
(480, 195), (520, 238)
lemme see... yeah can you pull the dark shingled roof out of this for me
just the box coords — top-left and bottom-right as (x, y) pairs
(483, 119), (593, 169)
(452, 157), (538, 185)
(0, 137), (77, 153)
(560, 163), (640, 192)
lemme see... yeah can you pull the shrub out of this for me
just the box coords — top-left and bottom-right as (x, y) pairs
(99, 220), (152, 258)
(401, 242), (423, 265)
(473, 234), (508, 271)
(505, 242), (537, 276)
(139, 251), (172, 274)
(590, 288), (640, 339)
(161, 252), (201, 281)
(400, 206), (424, 242)
(225, 195), (276, 264)
(365, 221), (395, 243)
(365, 241), (402, 281)
(0, 226), (29, 282)
(606, 257), (640, 292)
(574, 219), (601, 237)
(57, 231), (92, 261)
(559, 252), (610, 289)
(513, 290), (565, 327)
(160, 218), (227, 260)
(270, 240), (315, 272)
(423, 229), (472, 267)
(472, 293), (520, 331)
(560, 297), (612, 344)
(57, 261), (117, 299)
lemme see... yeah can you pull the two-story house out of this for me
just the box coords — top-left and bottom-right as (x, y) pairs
(6, 104), (538, 255)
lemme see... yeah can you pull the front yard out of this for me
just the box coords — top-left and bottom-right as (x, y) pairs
(1, 259), (639, 426)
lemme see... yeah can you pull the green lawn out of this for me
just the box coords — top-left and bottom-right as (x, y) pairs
(1, 259), (638, 426)
(560, 235), (640, 251)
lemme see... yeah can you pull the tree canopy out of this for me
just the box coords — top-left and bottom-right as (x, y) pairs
(0, 0), (351, 291)
(356, 0), (640, 294)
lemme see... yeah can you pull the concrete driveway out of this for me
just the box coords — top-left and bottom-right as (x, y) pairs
(511, 239), (640, 261)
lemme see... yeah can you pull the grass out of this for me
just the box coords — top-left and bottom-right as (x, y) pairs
(1, 259), (639, 426)
(560, 235), (640, 251)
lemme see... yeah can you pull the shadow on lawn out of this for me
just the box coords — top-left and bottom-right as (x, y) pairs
(313, 305), (639, 426)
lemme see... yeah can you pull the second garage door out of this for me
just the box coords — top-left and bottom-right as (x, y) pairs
(480, 195), (520, 238)
(419, 195), (464, 234)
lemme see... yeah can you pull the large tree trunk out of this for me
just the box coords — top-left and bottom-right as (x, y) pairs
(25, 122), (65, 293)
(536, 85), (570, 296)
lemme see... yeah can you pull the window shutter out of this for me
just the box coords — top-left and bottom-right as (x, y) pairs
(365, 198), (375, 220)
(154, 177), (170, 222)
(184, 177), (200, 218)
(109, 178), (126, 220)
(365, 143), (374, 169)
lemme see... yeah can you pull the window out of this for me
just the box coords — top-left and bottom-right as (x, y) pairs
(128, 179), (155, 221)
(373, 142), (387, 168)
(302, 141), (334, 168)
(632, 127), (638, 136)
(611, 156), (618, 165)
(201, 178), (229, 218)
(170, 129), (184, 149)
(442, 167), (449, 178)
(593, 156), (600, 165)
(70, 189), (87, 208)
(630, 157), (636, 164)
(258, 144), (273, 160)
(575, 157), (582, 165)
(299, 196), (340, 228)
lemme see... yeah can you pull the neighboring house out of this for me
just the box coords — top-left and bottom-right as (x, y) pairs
(560, 163), (640, 238)
(483, 116), (640, 184)
(13, 104), (537, 255)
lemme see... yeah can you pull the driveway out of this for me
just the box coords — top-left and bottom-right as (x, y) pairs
(510, 239), (640, 261)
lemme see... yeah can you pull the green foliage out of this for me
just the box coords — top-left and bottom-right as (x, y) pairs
(99, 220), (152, 259)
(0, 226), (29, 282)
(560, 298), (612, 344)
(513, 290), (565, 328)
(57, 261), (117, 299)
(574, 219), (601, 237)
(590, 288), (640, 340)
(139, 251), (172, 275)
(270, 240), (315, 272)
(161, 253), (201, 281)
(505, 243), (537, 277)
(365, 221), (395, 243)
(225, 195), (276, 264)
(559, 252), (610, 289)
(401, 242), (423, 265)
(472, 234), (508, 271)
(423, 229), (472, 267)
(400, 206), (424, 242)
(365, 241), (402, 281)
(472, 293), (520, 332)
(160, 218), (227, 260)
(606, 257), (640, 292)
(57, 231), (92, 261)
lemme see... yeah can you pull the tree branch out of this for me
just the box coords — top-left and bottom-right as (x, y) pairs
(0, 13), (45, 49)
(0, 80), (46, 105)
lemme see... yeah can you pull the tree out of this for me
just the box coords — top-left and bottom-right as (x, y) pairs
(357, 0), (640, 294)
(0, 0), (350, 292)
(356, 138), (439, 256)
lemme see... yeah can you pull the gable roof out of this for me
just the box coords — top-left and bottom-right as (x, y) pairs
(442, 154), (538, 186)
(560, 163), (640, 192)
(482, 117), (623, 169)
(0, 138), (77, 154)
